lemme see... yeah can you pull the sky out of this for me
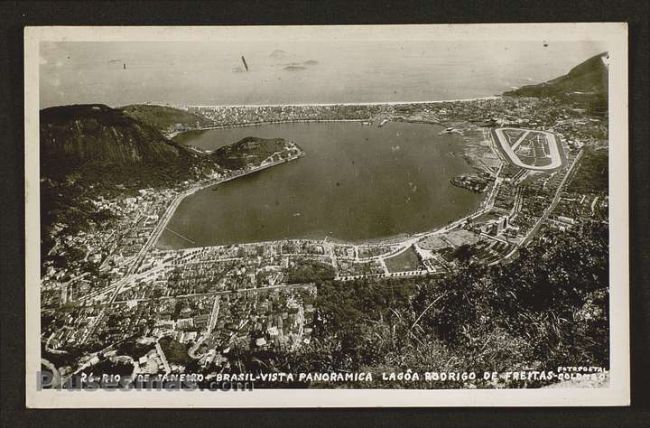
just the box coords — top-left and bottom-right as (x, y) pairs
(39, 39), (608, 108)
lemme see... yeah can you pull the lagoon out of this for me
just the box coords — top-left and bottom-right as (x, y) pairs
(157, 121), (482, 248)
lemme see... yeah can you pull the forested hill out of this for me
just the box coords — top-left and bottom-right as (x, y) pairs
(211, 136), (297, 170)
(40, 105), (297, 186)
(41, 104), (183, 164)
(120, 104), (214, 133)
(504, 52), (608, 111)
(39, 104), (210, 185)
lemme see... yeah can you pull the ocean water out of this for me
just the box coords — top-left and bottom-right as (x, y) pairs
(156, 121), (482, 248)
(40, 40), (606, 108)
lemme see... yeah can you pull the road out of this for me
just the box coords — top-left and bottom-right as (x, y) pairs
(493, 148), (584, 264)
(207, 295), (221, 334)
(520, 149), (584, 247)
(155, 341), (172, 374)
(113, 282), (316, 305)
(188, 295), (220, 360)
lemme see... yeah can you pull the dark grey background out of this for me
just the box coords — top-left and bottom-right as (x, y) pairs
(1, 0), (648, 427)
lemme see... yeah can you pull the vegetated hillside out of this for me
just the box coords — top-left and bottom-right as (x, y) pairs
(121, 104), (214, 133)
(39, 104), (216, 184)
(211, 136), (294, 170)
(41, 104), (188, 169)
(567, 147), (609, 194)
(504, 52), (608, 111)
(39, 104), (218, 251)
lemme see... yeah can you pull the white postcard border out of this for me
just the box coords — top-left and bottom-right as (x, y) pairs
(25, 23), (629, 408)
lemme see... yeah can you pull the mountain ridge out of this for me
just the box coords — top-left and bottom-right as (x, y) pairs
(120, 104), (214, 133)
(504, 52), (608, 110)
(40, 104), (188, 167)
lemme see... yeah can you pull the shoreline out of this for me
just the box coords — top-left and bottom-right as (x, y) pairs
(169, 119), (370, 139)
(170, 117), (449, 141)
(43, 96), (505, 113)
(160, 121), (490, 254)
(138, 154), (306, 265)
(155, 96), (502, 110)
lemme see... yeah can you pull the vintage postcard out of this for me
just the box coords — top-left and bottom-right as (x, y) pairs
(25, 24), (629, 407)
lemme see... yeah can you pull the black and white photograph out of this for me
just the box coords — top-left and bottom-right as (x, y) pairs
(23, 24), (629, 407)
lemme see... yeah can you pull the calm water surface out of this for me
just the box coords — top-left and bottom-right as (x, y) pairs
(40, 41), (606, 108)
(157, 121), (482, 248)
